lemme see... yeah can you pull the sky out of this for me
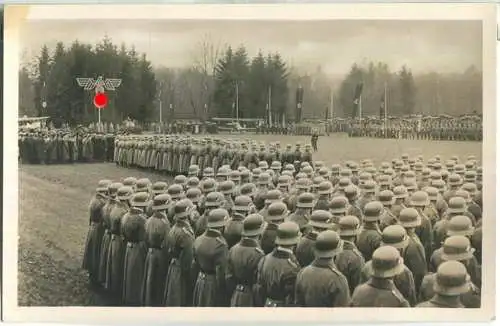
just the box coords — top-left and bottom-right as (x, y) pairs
(19, 19), (482, 77)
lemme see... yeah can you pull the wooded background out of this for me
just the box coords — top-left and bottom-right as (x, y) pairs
(19, 35), (482, 126)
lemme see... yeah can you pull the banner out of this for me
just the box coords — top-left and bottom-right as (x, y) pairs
(351, 83), (363, 119)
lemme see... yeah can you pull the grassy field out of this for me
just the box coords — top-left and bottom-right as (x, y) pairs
(17, 134), (481, 306)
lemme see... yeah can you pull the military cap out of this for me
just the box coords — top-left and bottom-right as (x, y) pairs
(450, 155), (459, 163)
(370, 246), (404, 279)
(350, 163), (360, 172)
(136, 178), (151, 192)
(331, 164), (341, 173)
(217, 166), (231, 178)
(205, 191), (224, 207)
(461, 182), (478, 196)
(108, 182), (124, 196)
(448, 197), (467, 214)
(414, 162), (424, 172)
(271, 161), (282, 171)
(338, 215), (361, 237)
(363, 201), (384, 222)
(476, 166), (482, 176)
(337, 177), (351, 190)
(448, 173), (463, 187)
(122, 177), (137, 188)
(434, 155), (442, 162)
(152, 193), (171, 211)
(362, 180), (377, 193)
(297, 192), (315, 208)
(152, 181), (168, 195)
(267, 202), (288, 221)
(201, 178), (217, 193)
(203, 167), (215, 177)
(381, 225), (409, 250)
(402, 179), (417, 192)
(275, 221), (301, 246)
(284, 164), (295, 172)
(447, 215), (474, 237)
(440, 169), (449, 181)
(310, 210), (333, 229)
(344, 185), (359, 199)
(401, 153), (409, 161)
(117, 186), (134, 201)
(240, 170), (251, 180)
(423, 186), (439, 201)
(378, 190), (395, 205)
(394, 160), (404, 169)
(295, 172), (308, 181)
(167, 184), (184, 200)
(295, 178), (311, 190)
(226, 170), (240, 182)
(252, 168), (262, 177)
(455, 189), (472, 204)
(96, 179), (113, 193)
(241, 213), (266, 237)
(314, 230), (342, 258)
(433, 261), (471, 296)
(240, 183), (257, 197)
(218, 180), (235, 195)
(398, 207), (421, 228)
(174, 198), (191, 219)
(445, 160), (456, 170)
(329, 196), (349, 214)
(410, 191), (429, 207)
(393, 186), (408, 199)
(131, 191), (150, 207)
(454, 164), (466, 175)
(233, 195), (253, 212)
(401, 165), (411, 173)
(174, 175), (188, 186)
(188, 164), (200, 176)
(187, 177), (200, 189)
(281, 170), (294, 178)
(302, 166), (314, 176)
(441, 235), (474, 261)
(359, 172), (372, 184)
(265, 189), (283, 204)
(339, 168), (352, 178)
(258, 173), (271, 186)
(463, 170), (477, 183)
(430, 171), (442, 181)
(277, 175), (291, 187)
(207, 208), (230, 228)
(431, 179), (447, 192)
(300, 161), (310, 169)
(317, 181), (333, 195)
(380, 162), (391, 170)
(185, 187), (201, 203)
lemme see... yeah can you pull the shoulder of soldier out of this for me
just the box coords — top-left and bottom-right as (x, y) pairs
(181, 225), (194, 236)
(287, 256), (300, 270)
(255, 246), (265, 255)
(216, 234), (228, 247)
(390, 283), (408, 303)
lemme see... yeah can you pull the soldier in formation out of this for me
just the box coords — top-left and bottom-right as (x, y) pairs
(19, 128), (116, 164)
(113, 135), (313, 176)
(83, 152), (482, 307)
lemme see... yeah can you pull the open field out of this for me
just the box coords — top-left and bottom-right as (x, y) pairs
(17, 135), (481, 306)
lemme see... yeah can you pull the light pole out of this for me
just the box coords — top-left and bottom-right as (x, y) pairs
(235, 81), (239, 122)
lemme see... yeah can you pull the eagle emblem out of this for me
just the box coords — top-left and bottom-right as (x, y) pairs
(76, 76), (122, 93)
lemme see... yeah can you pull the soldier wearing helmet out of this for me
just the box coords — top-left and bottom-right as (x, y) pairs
(410, 191), (434, 264)
(287, 192), (315, 234)
(218, 180), (236, 212)
(296, 210), (334, 268)
(314, 181), (333, 211)
(223, 195), (252, 250)
(358, 225), (417, 306)
(295, 230), (351, 307)
(254, 173), (272, 211)
(398, 207), (427, 291)
(164, 199), (196, 307)
(142, 194), (172, 306)
(350, 246), (410, 307)
(261, 202), (288, 254)
(255, 222), (301, 307)
(195, 191), (224, 237)
(418, 260), (479, 308)
(122, 192), (149, 306)
(334, 215), (365, 293)
(286, 178), (310, 212)
(258, 189), (283, 221)
(378, 190), (398, 231)
(193, 208), (230, 307)
(82, 179), (112, 285)
(357, 180), (377, 212)
(356, 201), (383, 261)
(226, 213), (266, 306)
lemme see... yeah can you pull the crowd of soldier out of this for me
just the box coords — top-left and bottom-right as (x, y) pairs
(82, 153), (483, 308)
(18, 130), (115, 164)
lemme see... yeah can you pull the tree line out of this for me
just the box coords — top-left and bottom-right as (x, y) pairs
(19, 36), (482, 125)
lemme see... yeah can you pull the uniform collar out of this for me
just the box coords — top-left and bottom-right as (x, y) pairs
(240, 237), (259, 247)
(206, 228), (222, 237)
(429, 294), (464, 308)
(274, 246), (294, 258)
(368, 277), (395, 290)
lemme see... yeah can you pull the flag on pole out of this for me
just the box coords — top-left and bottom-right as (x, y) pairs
(351, 83), (363, 119)
(379, 91), (386, 119)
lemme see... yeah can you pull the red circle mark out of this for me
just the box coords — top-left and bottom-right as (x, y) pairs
(94, 92), (108, 109)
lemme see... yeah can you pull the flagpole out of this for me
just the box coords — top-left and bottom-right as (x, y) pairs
(359, 97), (362, 121)
(384, 81), (388, 137)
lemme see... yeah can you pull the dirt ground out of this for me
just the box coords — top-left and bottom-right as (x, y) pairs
(17, 134), (481, 306)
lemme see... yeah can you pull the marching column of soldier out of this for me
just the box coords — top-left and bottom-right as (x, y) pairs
(83, 152), (482, 308)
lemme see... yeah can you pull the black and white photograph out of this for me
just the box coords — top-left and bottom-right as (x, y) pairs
(3, 3), (496, 324)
